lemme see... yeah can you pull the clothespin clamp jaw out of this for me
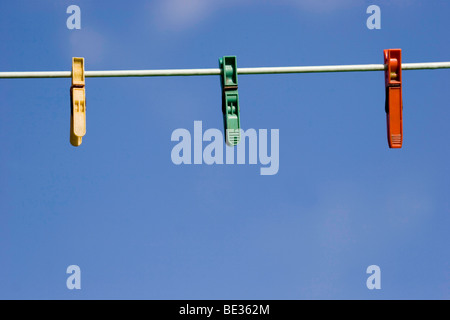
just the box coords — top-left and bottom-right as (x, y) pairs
(384, 49), (402, 148)
(219, 56), (240, 146)
(70, 57), (86, 147)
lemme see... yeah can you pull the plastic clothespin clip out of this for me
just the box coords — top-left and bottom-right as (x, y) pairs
(70, 57), (86, 147)
(219, 56), (240, 146)
(384, 49), (402, 148)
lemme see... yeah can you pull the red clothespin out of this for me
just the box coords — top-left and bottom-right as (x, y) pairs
(384, 49), (403, 148)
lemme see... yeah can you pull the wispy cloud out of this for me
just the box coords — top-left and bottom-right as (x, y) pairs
(287, 0), (362, 13)
(68, 29), (107, 65)
(148, 0), (362, 31)
(149, 0), (216, 31)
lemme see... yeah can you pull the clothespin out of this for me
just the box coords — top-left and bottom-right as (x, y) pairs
(219, 56), (240, 146)
(70, 57), (86, 147)
(384, 49), (402, 148)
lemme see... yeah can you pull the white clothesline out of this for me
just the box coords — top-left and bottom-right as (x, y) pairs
(0, 62), (449, 79)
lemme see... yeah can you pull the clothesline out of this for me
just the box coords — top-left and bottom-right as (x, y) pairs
(1, 61), (449, 79)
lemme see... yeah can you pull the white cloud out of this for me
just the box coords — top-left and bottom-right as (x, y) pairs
(150, 0), (216, 31)
(69, 29), (107, 65)
(288, 0), (362, 13)
(148, 0), (362, 31)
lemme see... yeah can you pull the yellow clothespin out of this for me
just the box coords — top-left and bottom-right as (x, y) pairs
(70, 57), (86, 147)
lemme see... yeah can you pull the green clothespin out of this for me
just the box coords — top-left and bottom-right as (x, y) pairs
(219, 56), (240, 146)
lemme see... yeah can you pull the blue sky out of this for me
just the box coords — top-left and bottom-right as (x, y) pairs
(0, 0), (449, 299)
